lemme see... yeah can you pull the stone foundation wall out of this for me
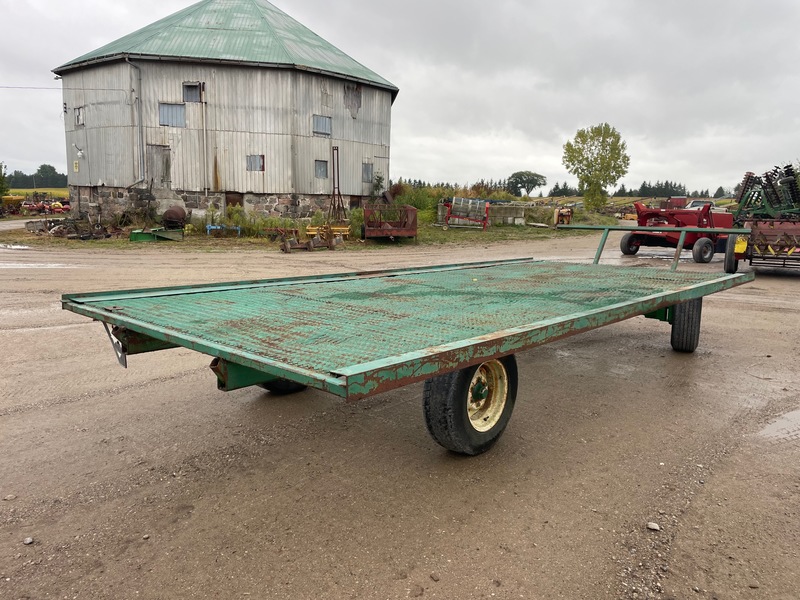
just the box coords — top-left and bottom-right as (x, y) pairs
(68, 186), (349, 222)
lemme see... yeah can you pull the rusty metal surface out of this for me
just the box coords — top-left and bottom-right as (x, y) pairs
(362, 204), (418, 239)
(62, 259), (753, 400)
(748, 220), (800, 268)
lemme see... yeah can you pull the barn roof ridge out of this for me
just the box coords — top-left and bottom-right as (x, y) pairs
(53, 0), (398, 97)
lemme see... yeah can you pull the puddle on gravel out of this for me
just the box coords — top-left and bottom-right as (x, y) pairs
(758, 409), (800, 442)
(0, 263), (78, 269)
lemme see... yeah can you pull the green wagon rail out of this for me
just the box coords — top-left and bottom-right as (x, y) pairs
(62, 257), (753, 454)
(557, 224), (749, 270)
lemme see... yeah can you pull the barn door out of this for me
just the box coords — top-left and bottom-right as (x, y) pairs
(146, 145), (171, 189)
(225, 192), (243, 208)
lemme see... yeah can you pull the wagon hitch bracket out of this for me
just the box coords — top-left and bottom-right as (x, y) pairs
(102, 322), (128, 368)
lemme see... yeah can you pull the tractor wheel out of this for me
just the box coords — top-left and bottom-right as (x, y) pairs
(724, 235), (739, 274)
(692, 238), (714, 263)
(620, 232), (640, 255)
(259, 379), (308, 395)
(670, 298), (702, 353)
(422, 355), (518, 455)
(360, 224), (366, 240)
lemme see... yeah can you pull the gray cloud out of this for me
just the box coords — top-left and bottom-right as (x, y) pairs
(2, 0), (799, 192)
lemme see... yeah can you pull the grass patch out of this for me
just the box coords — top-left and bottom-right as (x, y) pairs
(0, 223), (606, 252)
(8, 188), (69, 198)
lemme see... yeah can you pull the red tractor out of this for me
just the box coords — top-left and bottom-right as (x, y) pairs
(620, 201), (734, 263)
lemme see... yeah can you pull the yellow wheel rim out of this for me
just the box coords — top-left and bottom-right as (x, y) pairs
(467, 360), (508, 432)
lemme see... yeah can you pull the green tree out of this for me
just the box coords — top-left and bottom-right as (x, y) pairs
(8, 170), (29, 188)
(562, 123), (630, 210)
(506, 171), (547, 197)
(35, 164), (67, 187)
(0, 162), (9, 197)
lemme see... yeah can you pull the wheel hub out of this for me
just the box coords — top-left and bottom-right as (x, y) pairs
(467, 361), (508, 433)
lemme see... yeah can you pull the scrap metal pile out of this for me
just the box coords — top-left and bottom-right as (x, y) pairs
(26, 217), (114, 240)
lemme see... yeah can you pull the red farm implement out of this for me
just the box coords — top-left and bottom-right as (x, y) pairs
(361, 204), (418, 241)
(620, 201), (734, 263)
(439, 198), (490, 231)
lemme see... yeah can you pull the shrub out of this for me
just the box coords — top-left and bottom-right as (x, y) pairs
(525, 206), (558, 225)
(394, 187), (438, 223)
(349, 208), (364, 236)
(309, 209), (326, 226)
(572, 209), (617, 226)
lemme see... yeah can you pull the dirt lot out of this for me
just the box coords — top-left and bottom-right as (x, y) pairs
(1, 234), (797, 599)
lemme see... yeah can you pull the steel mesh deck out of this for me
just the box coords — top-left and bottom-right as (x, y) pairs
(62, 259), (752, 398)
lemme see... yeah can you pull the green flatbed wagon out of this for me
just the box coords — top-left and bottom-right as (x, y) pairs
(62, 257), (753, 455)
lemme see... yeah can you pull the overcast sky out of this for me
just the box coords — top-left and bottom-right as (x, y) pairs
(2, 0), (799, 193)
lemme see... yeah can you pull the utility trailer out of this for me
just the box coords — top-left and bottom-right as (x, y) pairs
(62, 254), (753, 456)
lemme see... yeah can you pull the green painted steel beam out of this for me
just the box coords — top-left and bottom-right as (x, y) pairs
(558, 224), (751, 269)
(211, 358), (279, 392)
(112, 326), (179, 355)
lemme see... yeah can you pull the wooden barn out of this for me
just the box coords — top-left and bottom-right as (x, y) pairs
(53, 0), (399, 217)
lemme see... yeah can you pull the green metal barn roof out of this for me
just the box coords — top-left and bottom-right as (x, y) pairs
(54, 0), (398, 97)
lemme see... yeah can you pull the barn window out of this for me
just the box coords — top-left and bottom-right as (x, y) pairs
(159, 103), (186, 127)
(315, 160), (328, 179)
(183, 82), (202, 103)
(362, 162), (374, 183)
(246, 155), (265, 172)
(74, 106), (85, 127)
(312, 114), (332, 137)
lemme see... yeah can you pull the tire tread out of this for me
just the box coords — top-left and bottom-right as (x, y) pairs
(671, 298), (702, 353)
(422, 356), (518, 455)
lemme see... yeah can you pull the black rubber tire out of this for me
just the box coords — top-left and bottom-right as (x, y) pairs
(723, 234), (739, 274)
(422, 355), (518, 455)
(258, 379), (308, 395)
(360, 223), (366, 240)
(670, 298), (702, 353)
(692, 237), (714, 263)
(620, 232), (640, 255)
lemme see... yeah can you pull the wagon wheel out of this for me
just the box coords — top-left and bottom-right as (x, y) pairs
(723, 235), (739, 274)
(422, 355), (518, 455)
(692, 238), (714, 263)
(670, 298), (702, 353)
(620, 232), (640, 255)
(259, 379), (308, 395)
